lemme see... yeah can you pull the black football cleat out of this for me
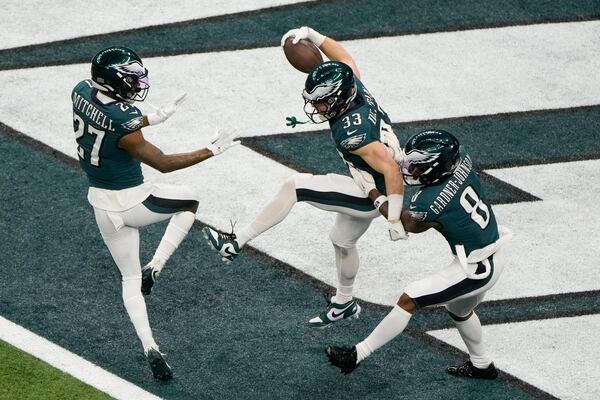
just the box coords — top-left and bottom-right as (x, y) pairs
(145, 348), (173, 380)
(326, 345), (359, 375)
(447, 360), (498, 380)
(141, 265), (159, 295)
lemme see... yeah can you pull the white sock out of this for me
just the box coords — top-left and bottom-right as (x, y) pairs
(152, 211), (195, 273)
(332, 246), (359, 304)
(122, 276), (157, 351)
(235, 225), (259, 248)
(454, 312), (492, 369)
(332, 285), (353, 305)
(236, 177), (297, 246)
(355, 305), (412, 363)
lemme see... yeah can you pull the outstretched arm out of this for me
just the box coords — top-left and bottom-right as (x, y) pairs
(119, 130), (212, 173)
(119, 128), (239, 173)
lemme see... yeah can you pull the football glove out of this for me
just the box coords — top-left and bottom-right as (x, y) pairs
(280, 26), (326, 47)
(348, 164), (376, 195)
(146, 93), (187, 126)
(388, 220), (407, 241)
(207, 127), (241, 156)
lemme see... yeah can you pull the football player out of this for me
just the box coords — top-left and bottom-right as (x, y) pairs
(202, 27), (407, 328)
(72, 46), (238, 380)
(326, 130), (512, 379)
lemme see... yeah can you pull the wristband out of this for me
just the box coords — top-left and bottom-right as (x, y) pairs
(373, 195), (388, 211)
(308, 28), (327, 47)
(146, 111), (164, 126)
(387, 193), (403, 221)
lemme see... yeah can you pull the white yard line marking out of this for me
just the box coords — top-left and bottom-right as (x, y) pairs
(0, 316), (161, 400)
(0, 0), (313, 49)
(429, 315), (600, 400)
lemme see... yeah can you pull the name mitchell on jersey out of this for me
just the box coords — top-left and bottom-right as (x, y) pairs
(72, 89), (115, 132)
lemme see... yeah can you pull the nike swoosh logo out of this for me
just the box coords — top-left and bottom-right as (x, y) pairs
(223, 246), (238, 256)
(409, 204), (417, 210)
(346, 129), (358, 135)
(331, 304), (355, 318)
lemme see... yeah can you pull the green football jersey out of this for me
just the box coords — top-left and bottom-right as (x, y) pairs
(71, 79), (144, 190)
(408, 148), (499, 255)
(329, 79), (397, 194)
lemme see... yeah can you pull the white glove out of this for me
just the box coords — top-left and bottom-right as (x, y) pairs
(388, 220), (407, 241)
(207, 127), (241, 156)
(348, 164), (376, 195)
(280, 26), (326, 47)
(146, 93), (187, 126)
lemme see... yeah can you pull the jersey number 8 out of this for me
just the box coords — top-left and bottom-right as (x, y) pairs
(460, 186), (490, 229)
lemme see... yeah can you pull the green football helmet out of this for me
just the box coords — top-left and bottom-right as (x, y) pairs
(302, 61), (356, 123)
(91, 46), (149, 102)
(400, 130), (461, 186)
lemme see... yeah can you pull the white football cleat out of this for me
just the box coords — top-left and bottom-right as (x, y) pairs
(202, 226), (242, 264)
(308, 299), (361, 328)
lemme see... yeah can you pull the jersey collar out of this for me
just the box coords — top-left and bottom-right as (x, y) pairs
(95, 90), (117, 104)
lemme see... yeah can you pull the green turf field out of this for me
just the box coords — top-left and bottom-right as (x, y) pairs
(0, 339), (112, 400)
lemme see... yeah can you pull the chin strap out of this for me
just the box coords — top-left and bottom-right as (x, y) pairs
(285, 115), (309, 128)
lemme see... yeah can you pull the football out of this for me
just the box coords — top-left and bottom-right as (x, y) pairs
(282, 37), (324, 73)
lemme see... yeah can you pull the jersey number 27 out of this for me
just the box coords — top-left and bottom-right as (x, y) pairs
(73, 113), (105, 167)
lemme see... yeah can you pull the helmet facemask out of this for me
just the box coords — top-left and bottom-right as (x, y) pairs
(302, 61), (356, 123)
(91, 47), (150, 103)
(113, 61), (149, 102)
(302, 84), (356, 123)
(400, 150), (449, 185)
(400, 130), (461, 186)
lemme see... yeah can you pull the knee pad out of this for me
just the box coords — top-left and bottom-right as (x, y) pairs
(329, 214), (369, 249)
(446, 309), (473, 322)
(121, 274), (142, 302)
(329, 225), (358, 249)
(332, 243), (350, 256)
(445, 303), (474, 321)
